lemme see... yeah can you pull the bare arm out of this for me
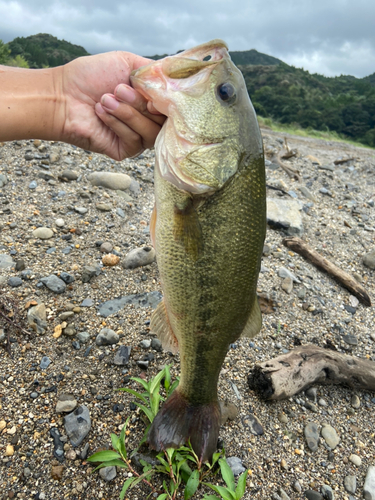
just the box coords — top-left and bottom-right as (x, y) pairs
(0, 52), (165, 160)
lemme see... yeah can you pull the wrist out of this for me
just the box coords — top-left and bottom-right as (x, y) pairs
(0, 65), (66, 143)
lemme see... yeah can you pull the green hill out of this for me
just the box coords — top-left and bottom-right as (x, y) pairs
(7, 33), (89, 68)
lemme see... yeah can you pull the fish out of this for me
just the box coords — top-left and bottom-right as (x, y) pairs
(130, 39), (266, 462)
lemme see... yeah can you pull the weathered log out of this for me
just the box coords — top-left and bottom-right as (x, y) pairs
(248, 345), (375, 400)
(283, 236), (371, 307)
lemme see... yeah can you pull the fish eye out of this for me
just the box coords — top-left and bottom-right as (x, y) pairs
(217, 83), (236, 104)
(203, 55), (212, 61)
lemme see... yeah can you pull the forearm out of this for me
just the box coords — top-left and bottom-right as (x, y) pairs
(0, 65), (65, 142)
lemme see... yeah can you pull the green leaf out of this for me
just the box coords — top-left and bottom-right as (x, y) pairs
(120, 477), (137, 499)
(157, 495), (168, 500)
(118, 417), (129, 460)
(122, 388), (148, 403)
(202, 496), (221, 500)
(184, 469), (200, 499)
(135, 403), (154, 423)
(150, 367), (167, 395)
(234, 470), (248, 499)
(111, 433), (120, 452)
(169, 379), (180, 395)
(87, 450), (121, 463)
(92, 459), (128, 471)
(164, 364), (171, 391)
(211, 452), (222, 467)
(219, 459), (235, 492)
(204, 483), (236, 500)
(151, 391), (161, 417)
(131, 376), (150, 391)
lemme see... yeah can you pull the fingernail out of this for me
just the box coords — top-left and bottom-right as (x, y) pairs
(95, 103), (105, 115)
(101, 94), (119, 111)
(115, 84), (137, 103)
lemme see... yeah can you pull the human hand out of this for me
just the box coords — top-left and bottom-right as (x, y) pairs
(60, 52), (165, 160)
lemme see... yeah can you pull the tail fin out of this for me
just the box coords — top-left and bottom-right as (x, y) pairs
(147, 390), (221, 463)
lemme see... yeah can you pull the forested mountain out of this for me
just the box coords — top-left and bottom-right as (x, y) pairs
(1, 33), (374, 147)
(7, 33), (89, 68)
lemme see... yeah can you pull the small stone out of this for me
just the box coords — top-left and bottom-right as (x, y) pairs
(278, 488), (291, 500)
(293, 481), (302, 493)
(74, 206), (88, 215)
(113, 345), (131, 365)
(50, 427), (64, 462)
(242, 414), (264, 435)
(100, 242), (113, 253)
(363, 250), (375, 270)
(40, 356), (51, 369)
(40, 275), (66, 294)
(60, 272), (75, 284)
(77, 331), (90, 343)
(123, 246), (156, 269)
(55, 218), (65, 227)
(51, 465), (64, 481)
(267, 198), (304, 236)
(65, 449), (77, 460)
(80, 298), (94, 307)
(151, 338), (162, 352)
(321, 424), (340, 449)
(320, 484), (334, 500)
(102, 254), (120, 266)
(15, 260), (25, 271)
(281, 277), (293, 294)
(99, 466), (117, 482)
(137, 360), (149, 370)
(5, 444), (14, 456)
(226, 456), (245, 476)
(56, 394), (77, 413)
(304, 491), (324, 500)
(8, 277), (23, 287)
(59, 311), (74, 321)
(0, 254), (14, 269)
(29, 181), (37, 189)
(304, 421), (319, 452)
(140, 339), (152, 349)
(351, 395), (360, 408)
(277, 413), (288, 424)
(278, 267), (301, 283)
(219, 401), (239, 424)
(363, 466), (375, 500)
(0, 421), (6, 431)
(349, 454), (361, 466)
(27, 304), (47, 334)
(63, 325), (76, 337)
(81, 265), (101, 283)
(96, 328), (119, 346)
(344, 475), (357, 494)
(342, 334), (358, 346)
(116, 207), (125, 218)
(88, 172), (132, 190)
(60, 169), (78, 181)
(32, 227), (54, 239)
(96, 202), (112, 212)
(64, 406), (91, 447)
(306, 387), (317, 402)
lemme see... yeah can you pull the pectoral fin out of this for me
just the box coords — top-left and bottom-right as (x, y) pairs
(150, 204), (157, 248)
(173, 198), (203, 260)
(241, 295), (262, 338)
(150, 299), (179, 353)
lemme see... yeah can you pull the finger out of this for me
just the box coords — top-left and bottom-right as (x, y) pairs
(100, 94), (163, 150)
(95, 102), (144, 159)
(115, 84), (165, 125)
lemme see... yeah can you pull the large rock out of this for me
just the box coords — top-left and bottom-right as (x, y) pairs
(64, 406), (91, 447)
(267, 198), (304, 235)
(40, 275), (66, 293)
(88, 172), (132, 191)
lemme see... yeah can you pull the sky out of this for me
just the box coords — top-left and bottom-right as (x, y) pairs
(0, 0), (374, 78)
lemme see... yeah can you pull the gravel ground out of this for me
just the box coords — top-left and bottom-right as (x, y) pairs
(0, 130), (374, 500)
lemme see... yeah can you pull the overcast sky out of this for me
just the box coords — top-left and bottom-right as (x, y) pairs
(1, 0), (374, 78)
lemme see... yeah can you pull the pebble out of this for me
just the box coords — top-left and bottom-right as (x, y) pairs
(99, 466), (117, 482)
(96, 202), (112, 212)
(304, 421), (319, 452)
(74, 206), (88, 215)
(76, 331), (90, 343)
(266, 198), (304, 236)
(364, 466), (375, 500)
(122, 246), (156, 269)
(87, 171), (132, 190)
(64, 405), (91, 447)
(56, 394), (78, 413)
(349, 454), (362, 466)
(306, 387), (318, 402)
(278, 488), (291, 500)
(242, 414), (264, 435)
(363, 249), (375, 269)
(100, 242), (113, 253)
(80, 298), (94, 307)
(305, 491), (324, 500)
(113, 345), (131, 365)
(219, 401), (239, 424)
(27, 303), (47, 334)
(32, 227), (54, 239)
(151, 338), (162, 351)
(0, 254), (14, 269)
(226, 456), (245, 476)
(102, 253), (120, 266)
(321, 424), (340, 449)
(60, 169), (78, 181)
(278, 267), (301, 283)
(40, 356), (51, 369)
(281, 276), (293, 293)
(81, 265), (101, 283)
(344, 475), (357, 494)
(59, 311), (74, 321)
(40, 275), (67, 293)
(8, 277), (23, 287)
(96, 328), (119, 346)
(29, 180), (37, 189)
(140, 339), (152, 348)
(320, 484), (334, 500)
(0, 173), (8, 187)
(98, 291), (162, 317)
(51, 464), (64, 481)
(5, 444), (14, 456)
(55, 218), (65, 227)
(351, 394), (361, 408)
(342, 334), (358, 345)
(50, 428), (65, 462)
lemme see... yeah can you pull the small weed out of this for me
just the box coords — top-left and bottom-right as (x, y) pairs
(87, 365), (249, 499)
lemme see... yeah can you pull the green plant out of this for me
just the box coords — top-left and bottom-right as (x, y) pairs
(87, 366), (249, 500)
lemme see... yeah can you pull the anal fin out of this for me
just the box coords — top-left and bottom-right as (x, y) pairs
(241, 295), (262, 338)
(150, 299), (179, 353)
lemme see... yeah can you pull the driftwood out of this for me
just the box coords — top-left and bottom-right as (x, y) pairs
(283, 236), (371, 307)
(333, 157), (355, 165)
(248, 345), (375, 400)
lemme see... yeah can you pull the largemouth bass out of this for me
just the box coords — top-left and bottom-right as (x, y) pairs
(131, 39), (266, 462)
